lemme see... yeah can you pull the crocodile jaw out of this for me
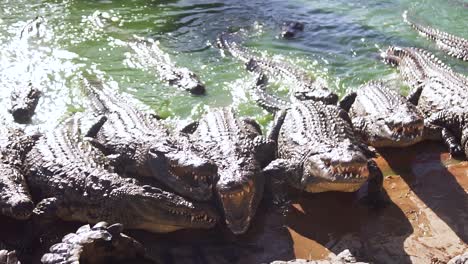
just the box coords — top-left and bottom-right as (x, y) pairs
(216, 170), (264, 235)
(147, 147), (217, 201)
(111, 185), (218, 233)
(368, 116), (425, 148)
(302, 152), (369, 193)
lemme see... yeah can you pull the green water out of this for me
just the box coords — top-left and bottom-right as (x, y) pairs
(0, 0), (466, 131)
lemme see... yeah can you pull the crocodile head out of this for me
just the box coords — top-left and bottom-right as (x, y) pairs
(110, 183), (218, 233)
(294, 78), (339, 105)
(362, 106), (424, 147)
(281, 21), (304, 39)
(380, 46), (408, 66)
(216, 166), (263, 234)
(0, 164), (34, 220)
(301, 140), (370, 193)
(147, 141), (217, 201)
(171, 67), (206, 95)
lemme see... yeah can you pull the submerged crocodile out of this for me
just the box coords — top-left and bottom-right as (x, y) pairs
(339, 81), (424, 148)
(182, 107), (275, 234)
(24, 114), (218, 233)
(0, 126), (36, 220)
(216, 32), (338, 104)
(252, 75), (383, 206)
(83, 78), (217, 201)
(381, 46), (468, 157)
(8, 83), (41, 124)
(403, 11), (468, 61)
(127, 38), (206, 95)
(41, 222), (152, 264)
(280, 21), (305, 39)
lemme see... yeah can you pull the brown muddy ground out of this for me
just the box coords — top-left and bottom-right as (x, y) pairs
(0, 142), (466, 263)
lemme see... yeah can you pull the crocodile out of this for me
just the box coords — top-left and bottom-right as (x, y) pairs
(41, 222), (152, 264)
(181, 107), (275, 234)
(251, 75), (383, 206)
(0, 249), (20, 264)
(83, 78), (217, 201)
(0, 126), (37, 220)
(8, 83), (41, 124)
(381, 46), (468, 157)
(280, 22), (305, 39)
(403, 11), (468, 61)
(216, 31), (338, 104)
(24, 114), (218, 233)
(127, 38), (205, 95)
(339, 81), (425, 148)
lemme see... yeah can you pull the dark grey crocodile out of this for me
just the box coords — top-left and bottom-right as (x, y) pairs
(8, 83), (41, 124)
(280, 22), (305, 39)
(381, 46), (468, 157)
(0, 249), (20, 264)
(0, 126), (37, 220)
(41, 222), (152, 264)
(216, 32), (338, 104)
(128, 38), (205, 95)
(24, 114), (218, 233)
(251, 76), (383, 206)
(403, 11), (468, 61)
(83, 78), (217, 201)
(182, 107), (275, 234)
(339, 81), (424, 148)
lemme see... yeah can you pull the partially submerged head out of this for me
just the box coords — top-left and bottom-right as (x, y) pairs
(380, 46), (409, 66)
(112, 183), (218, 233)
(301, 140), (370, 193)
(281, 21), (304, 39)
(147, 141), (218, 201)
(0, 164), (34, 220)
(173, 67), (205, 95)
(294, 78), (339, 105)
(216, 166), (264, 235)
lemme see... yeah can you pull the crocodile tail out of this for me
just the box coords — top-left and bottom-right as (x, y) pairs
(216, 31), (252, 62)
(403, 10), (437, 41)
(81, 77), (112, 114)
(250, 72), (290, 113)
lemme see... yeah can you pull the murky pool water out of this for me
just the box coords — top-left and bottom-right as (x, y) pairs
(0, 0), (467, 263)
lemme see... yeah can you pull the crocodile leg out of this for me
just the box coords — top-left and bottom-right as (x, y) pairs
(406, 86), (423, 105)
(426, 110), (465, 157)
(263, 159), (297, 213)
(441, 128), (464, 157)
(253, 136), (276, 168)
(339, 92), (357, 112)
(84, 115), (107, 138)
(180, 121), (199, 134)
(268, 110), (288, 142)
(360, 160), (386, 208)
